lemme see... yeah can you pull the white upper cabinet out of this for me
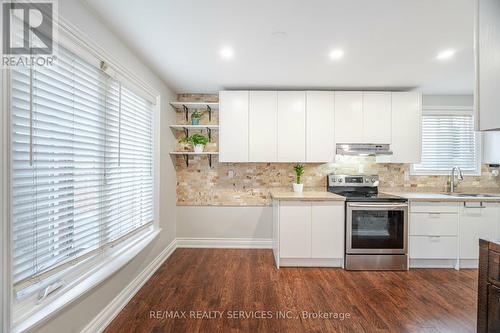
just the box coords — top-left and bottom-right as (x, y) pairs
(363, 92), (392, 143)
(306, 91), (335, 162)
(249, 91), (277, 162)
(483, 131), (500, 164)
(390, 92), (422, 163)
(219, 91), (249, 162)
(334, 91), (363, 143)
(475, 0), (500, 131)
(277, 91), (306, 162)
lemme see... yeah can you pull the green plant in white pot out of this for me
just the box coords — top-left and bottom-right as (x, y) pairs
(180, 134), (209, 153)
(293, 164), (305, 192)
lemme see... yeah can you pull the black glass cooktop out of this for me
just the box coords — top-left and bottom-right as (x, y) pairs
(327, 187), (407, 202)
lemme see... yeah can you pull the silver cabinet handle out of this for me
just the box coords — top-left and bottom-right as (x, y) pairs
(348, 203), (408, 208)
(463, 202), (486, 208)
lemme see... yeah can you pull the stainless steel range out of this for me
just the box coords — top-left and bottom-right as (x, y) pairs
(327, 174), (408, 271)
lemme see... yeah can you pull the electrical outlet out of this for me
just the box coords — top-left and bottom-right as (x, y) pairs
(228, 170), (234, 178)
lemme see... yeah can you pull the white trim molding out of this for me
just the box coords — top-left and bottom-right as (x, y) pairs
(81, 238), (177, 333)
(176, 237), (273, 249)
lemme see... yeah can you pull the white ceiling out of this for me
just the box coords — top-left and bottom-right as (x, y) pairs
(84, 0), (474, 94)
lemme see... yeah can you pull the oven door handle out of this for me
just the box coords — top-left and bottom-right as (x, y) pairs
(348, 203), (408, 208)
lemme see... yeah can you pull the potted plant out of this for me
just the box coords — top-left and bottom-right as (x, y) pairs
(191, 110), (203, 125)
(180, 134), (209, 153)
(293, 164), (305, 192)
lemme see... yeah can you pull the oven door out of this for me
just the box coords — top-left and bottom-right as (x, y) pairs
(346, 202), (408, 254)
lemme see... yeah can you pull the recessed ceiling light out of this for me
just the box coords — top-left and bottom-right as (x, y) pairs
(436, 49), (456, 60)
(329, 49), (344, 60)
(220, 47), (234, 59)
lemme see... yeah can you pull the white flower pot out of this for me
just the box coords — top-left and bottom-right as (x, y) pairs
(193, 144), (204, 153)
(293, 183), (303, 193)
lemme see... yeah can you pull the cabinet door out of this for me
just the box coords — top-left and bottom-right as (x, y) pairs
(363, 92), (391, 143)
(279, 202), (311, 258)
(391, 92), (422, 163)
(334, 91), (363, 143)
(311, 202), (344, 259)
(277, 91), (306, 162)
(483, 131), (500, 164)
(460, 203), (499, 259)
(219, 91), (249, 162)
(249, 91), (277, 162)
(476, 0), (500, 131)
(306, 91), (335, 162)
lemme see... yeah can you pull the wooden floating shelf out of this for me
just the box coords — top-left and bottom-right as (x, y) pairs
(169, 125), (219, 141)
(169, 151), (219, 168)
(169, 125), (219, 130)
(169, 101), (219, 122)
(169, 151), (219, 155)
(169, 102), (219, 110)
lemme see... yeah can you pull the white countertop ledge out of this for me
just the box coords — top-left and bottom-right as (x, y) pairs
(270, 191), (346, 201)
(383, 192), (500, 202)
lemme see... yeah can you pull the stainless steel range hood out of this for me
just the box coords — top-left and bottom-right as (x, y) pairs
(336, 143), (393, 156)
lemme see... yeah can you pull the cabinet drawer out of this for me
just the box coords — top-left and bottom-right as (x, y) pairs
(410, 236), (457, 259)
(410, 202), (459, 213)
(410, 213), (458, 236)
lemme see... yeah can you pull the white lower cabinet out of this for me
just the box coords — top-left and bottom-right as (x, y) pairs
(409, 201), (500, 269)
(459, 202), (499, 262)
(274, 200), (344, 267)
(409, 202), (459, 268)
(279, 202), (311, 258)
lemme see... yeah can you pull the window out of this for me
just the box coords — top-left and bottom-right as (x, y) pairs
(412, 109), (480, 175)
(10, 43), (155, 297)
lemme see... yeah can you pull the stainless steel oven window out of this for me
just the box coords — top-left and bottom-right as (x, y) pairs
(346, 203), (408, 255)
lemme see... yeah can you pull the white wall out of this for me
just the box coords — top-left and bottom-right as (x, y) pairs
(176, 206), (272, 240)
(20, 1), (178, 332)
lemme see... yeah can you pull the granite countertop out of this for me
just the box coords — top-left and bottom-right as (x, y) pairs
(384, 192), (500, 202)
(270, 191), (346, 201)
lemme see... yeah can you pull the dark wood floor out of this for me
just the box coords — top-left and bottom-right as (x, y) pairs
(104, 249), (478, 333)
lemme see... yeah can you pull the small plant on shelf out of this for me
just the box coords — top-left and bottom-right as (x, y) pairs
(180, 134), (209, 153)
(293, 164), (305, 192)
(190, 110), (204, 125)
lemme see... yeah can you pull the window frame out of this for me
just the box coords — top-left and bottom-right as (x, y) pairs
(410, 106), (482, 176)
(2, 17), (162, 333)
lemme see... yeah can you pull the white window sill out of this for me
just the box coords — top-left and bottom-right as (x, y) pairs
(12, 227), (161, 333)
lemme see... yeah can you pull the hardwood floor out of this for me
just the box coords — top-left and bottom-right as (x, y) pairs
(104, 249), (478, 333)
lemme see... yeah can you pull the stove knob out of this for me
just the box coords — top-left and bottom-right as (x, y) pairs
(365, 179), (369, 183)
(371, 178), (377, 183)
(338, 179), (343, 183)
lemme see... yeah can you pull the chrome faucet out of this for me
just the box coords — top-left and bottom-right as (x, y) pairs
(450, 166), (464, 193)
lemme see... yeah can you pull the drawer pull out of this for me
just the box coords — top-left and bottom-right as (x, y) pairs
(463, 202), (485, 208)
(428, 212), (441, 217)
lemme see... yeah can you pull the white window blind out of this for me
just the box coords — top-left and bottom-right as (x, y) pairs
(10, 45), (154, 290)
(412, 112), (480, 175)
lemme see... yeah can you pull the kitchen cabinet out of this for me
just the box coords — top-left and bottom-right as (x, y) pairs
(277, 91), (306, 162)
(219, 91), (249, 162)
(273, 199), (344, 267)
(249, 91), (277, 162)
(311, 202), (344, 258)
(334, 91), (363, 143)
(460, 202), (499, 260)
(390, 92), (422, 163)
(483, 131), (500, 164)
(363, 92), (392, 143)
(409, 201), (459, 268)
(306, 91), (335, 162)
(475, 0), (500, 131)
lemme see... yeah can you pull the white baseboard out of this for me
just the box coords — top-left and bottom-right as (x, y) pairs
(279, 258), (343, 268)
(176, 237), (273, 249)
(81, 239), (177, 333)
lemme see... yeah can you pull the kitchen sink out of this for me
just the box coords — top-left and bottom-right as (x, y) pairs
(444, 193), (499, 198)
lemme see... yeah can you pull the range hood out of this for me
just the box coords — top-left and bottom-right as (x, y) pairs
(336, 143), (393, 156)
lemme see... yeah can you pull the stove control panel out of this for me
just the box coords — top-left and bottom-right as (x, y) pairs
(328, 175), (379, 187)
